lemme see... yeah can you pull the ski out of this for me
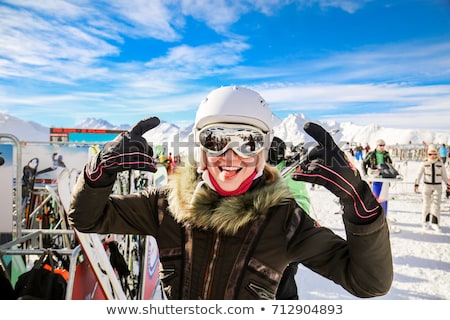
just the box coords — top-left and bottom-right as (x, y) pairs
(57, 168), (126, 300)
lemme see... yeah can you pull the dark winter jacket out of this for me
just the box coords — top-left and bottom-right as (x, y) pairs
(362, 150), (393, 175)
(68, 165), (393, 300)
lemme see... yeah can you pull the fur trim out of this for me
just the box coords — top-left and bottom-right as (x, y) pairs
(167, 165), (294, 235)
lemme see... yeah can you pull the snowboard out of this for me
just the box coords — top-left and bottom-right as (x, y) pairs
(57, 168), (126, 299)
(139, 235), (160, 299)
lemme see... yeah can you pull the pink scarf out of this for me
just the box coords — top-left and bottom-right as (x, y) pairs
(208, 171), (257, 196)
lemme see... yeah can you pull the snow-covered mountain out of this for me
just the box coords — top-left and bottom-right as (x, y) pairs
(273, 114), (343, 147)
(273, 114), (450, 147)
(75, 118), (131, 131)
(1, 112), (450, 148)
(0, 112), (49, 142)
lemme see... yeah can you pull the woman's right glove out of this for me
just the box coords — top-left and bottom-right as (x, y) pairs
(85, 117), (160, 188)
(291, 122), (382, 225)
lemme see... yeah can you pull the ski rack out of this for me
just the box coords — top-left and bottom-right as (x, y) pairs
(0, 136), (163, 300)
(0, 136), (124, 299)
(0, 157), (78, 299)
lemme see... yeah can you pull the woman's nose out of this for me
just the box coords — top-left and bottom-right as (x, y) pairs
(221, 148), (240, 162)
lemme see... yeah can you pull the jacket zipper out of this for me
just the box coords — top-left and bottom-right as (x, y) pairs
(431, 163), (436, 184)
(202, 232), (221, 299)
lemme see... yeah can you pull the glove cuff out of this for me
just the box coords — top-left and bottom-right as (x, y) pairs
(342, 181), (382, 225)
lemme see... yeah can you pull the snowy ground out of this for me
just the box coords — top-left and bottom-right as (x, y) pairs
(298, 160), (450, 300)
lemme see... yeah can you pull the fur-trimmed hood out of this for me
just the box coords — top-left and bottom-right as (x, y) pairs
(167, 165), (294, 235)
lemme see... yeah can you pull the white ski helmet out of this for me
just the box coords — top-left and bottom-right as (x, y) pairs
(194, 86), (274, 138)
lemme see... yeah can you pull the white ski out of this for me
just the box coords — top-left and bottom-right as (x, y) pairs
(57, 168), (126, 300)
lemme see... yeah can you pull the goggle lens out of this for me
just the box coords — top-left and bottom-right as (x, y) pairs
(198, 125), (266, 157)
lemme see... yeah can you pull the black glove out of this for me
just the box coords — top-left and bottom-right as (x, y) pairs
(291, 122), (382, 225)
(85, 117), (160, 187)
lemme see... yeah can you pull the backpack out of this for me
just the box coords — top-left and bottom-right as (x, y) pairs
(14, 250), (67, 300)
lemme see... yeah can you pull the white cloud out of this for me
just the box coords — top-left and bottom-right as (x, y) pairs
(178, 0), (367, 34)
(259, 83), (450, 106)
(145, 40), (250, 71)
(313, 0), (369, 13)
(2, 0), (87, 18)
(106, 0), (182, 40)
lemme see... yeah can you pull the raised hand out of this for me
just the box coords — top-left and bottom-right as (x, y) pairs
(85, 117), (160, 187)
(292, 122), (382, 224)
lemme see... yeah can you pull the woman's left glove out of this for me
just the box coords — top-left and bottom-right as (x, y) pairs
(85, 117), (160, 187)
(291, 122), (382, 225)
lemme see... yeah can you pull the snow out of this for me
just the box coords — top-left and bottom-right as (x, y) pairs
(299, 159), (450, 300)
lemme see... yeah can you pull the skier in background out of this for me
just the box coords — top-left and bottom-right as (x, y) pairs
(167, 152), (174, 175)
(364, 143), (371, 156)
(361, 139), (395, 218)
(439, 143), (448, 165)
(362, 139), (393, 177)
(354, 143), (364, 161)
(414, 144), (449, 232)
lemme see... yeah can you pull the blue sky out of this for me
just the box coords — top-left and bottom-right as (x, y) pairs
(1, 0), (450, 131)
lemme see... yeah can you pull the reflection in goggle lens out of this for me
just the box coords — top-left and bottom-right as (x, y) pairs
(198, 126), (266, 158)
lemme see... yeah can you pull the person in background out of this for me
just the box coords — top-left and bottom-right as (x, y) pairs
(354, 143), (364, 161)
(439, 143), (448, 165)
(69, 85), (392, 300)
(344, 142), (354, 157)
(167, 152), (174, 175)
(362, 139), (393, 177)
(361, 139), (394, 217)
(364, 143), (371, 156)
(414, 144), (449, 232)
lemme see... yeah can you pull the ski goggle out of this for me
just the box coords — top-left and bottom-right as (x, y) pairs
(197, 124), (268, 158)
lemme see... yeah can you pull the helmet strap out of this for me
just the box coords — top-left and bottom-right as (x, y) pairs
(199, 150), (208, 171)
